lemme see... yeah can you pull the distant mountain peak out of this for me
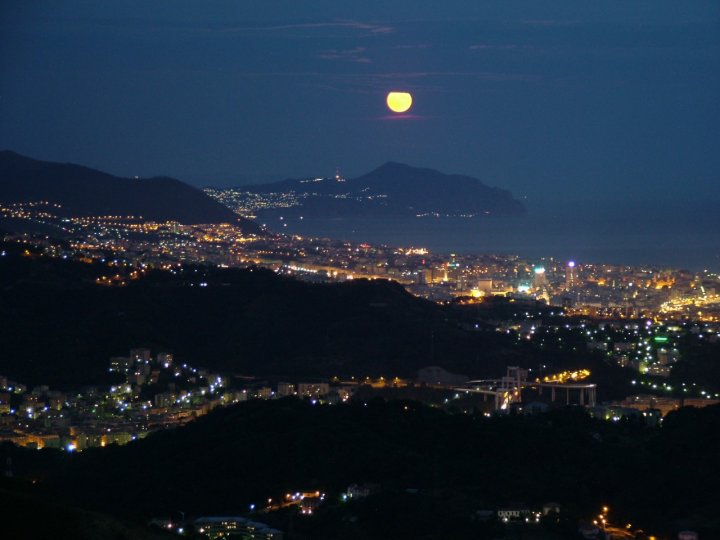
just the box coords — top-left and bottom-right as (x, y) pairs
(220, 161), (524, 218)
(372, 161), (435, 174)
(376, 160), (411, 169)
(363, 161), (486, 184)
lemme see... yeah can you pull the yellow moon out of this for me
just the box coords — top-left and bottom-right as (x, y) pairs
(386, 91), (412, 113)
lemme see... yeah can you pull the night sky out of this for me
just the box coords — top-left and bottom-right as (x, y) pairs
(2, 1), (719, 202)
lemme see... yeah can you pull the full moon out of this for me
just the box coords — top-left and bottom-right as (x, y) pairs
(386, 91), (412, 113)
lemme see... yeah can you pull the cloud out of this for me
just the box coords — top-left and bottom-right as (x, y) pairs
(264, 20), (394, 34)
(378, 114), (426, 121)
(394, 44), (430, 50)
(210, 19), (394, 36)
(359, 71), (535, 82)
(469, 44), (518, 51)
(286, 70), (538, 95)
(317, 46), (372, 64)
(520, 19), (578, 27)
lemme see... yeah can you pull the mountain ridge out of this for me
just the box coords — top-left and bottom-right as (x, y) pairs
(0, 150), (259, 231)
(224, 161), (525, 218)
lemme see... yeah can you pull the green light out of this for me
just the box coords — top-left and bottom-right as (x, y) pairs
(653, 336), (669, 343)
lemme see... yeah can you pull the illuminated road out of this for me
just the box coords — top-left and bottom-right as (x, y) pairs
(602, 525), (635, 539)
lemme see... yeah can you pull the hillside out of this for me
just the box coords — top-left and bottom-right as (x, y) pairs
(7, 400), (718, 538)
(0, 244), (637, 393)
(218, 162), (525, 219)
(353, 162), (525, 216)
(0, 480), (172, 540)
(0, 245), (523, 388)
(0, 151), (259, 231)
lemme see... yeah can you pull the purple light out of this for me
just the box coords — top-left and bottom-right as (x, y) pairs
(568, 261), (576, 268)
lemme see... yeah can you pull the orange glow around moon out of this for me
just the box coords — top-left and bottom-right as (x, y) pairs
(386, 91), (412, 113)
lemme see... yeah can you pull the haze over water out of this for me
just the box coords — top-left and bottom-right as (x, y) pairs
(278, 200), (720, 272)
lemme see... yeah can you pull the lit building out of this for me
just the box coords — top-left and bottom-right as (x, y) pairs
(277, 382), (295, 397)
(565, 261), (577, 289)
(533, 266), (547, 289)
(297, 382), (329, 397)
(154, 392), (176, 408)
(109, 356), (133, 373)
(130, 348), (151, 364)
(476, 278), (493, 293)
(193, 517), (283, 539)
(157, 352), (174, 368)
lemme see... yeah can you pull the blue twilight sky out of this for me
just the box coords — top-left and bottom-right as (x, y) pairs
(1, 1), (719, 203)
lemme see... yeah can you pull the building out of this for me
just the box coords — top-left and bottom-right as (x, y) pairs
(533, 266), (547, 289)
(565, 261), (577, 289)
(644, 364), (671, 378)
(344, 483), (376, 500)
(130, 348), (152, 363)
(497, 508), (537, 522)
(297, 383), (329, 397)
(614, 394), (720, 416)
(476, 278), (493, 293)
(128, 372), (146, 386)
(157, 352), (173, 368)
(193, 517), (283, 539)
(109, 356), (133, 373)
(154, 392), (176, 408)
(276, 382), (295, 397)
(656, 347), (679, 365)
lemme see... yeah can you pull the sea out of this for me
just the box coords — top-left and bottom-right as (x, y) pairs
(272, 200), (720, 272)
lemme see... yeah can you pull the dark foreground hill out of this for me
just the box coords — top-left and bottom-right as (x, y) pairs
(6, 400), (719, 538)
(0, 150), (259, 232)
(0, 481), (172, 540)
(232, 161), (525, 218)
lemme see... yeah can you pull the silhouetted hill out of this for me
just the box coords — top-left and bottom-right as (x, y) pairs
(0, 480), (172, 540)
(0, 245), (637, 393)
(234, 162), (524, 218)
(0, 248), (520, 388)
(7, 401), (717, 537)
(0, 151), (260, 231)
(355, 162), (525, 215)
